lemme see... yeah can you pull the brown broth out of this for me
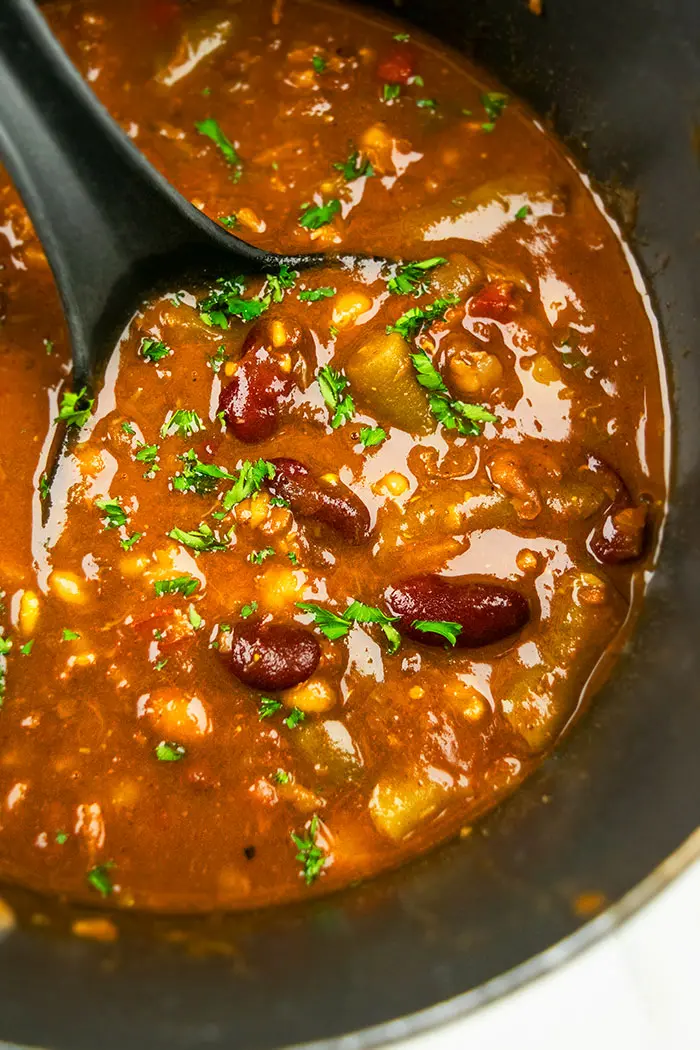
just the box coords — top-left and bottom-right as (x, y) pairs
(0, 0), (668, 911)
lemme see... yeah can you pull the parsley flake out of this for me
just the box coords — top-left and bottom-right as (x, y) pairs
(296, 600), (400, 652)
(240, 601), (258, 619)
(86, 862), (115, 898)
(317, 365), (354, 428)
(153, 576), (199, 598)
(312, 54), (327, 73)
(20, 640), (34, 656)
(140, 337), (171, 363)
(410, 349), (497, 436)
(120, 532), (143, 551)
(155, 741), (186, 762)
(172, 449), (234, 495)
(249, 547), (275, 565)
(195, 117), (242, 171)
(62, 628), (80, 641)
(383, 83), (401, 102)
(222, 459), (275, 511)
(515, 204), (531, 220)
(299, 199), (341, 230)
(386, 295), (459, 341)
(259, 697), (282, 719)
(187, 604), (204, 630)
(412, 619), (463, 647)
(359, 426), (387, 448)
(386, 257), (447, 297)
(298, 286), (336, 302)
(333, 150), (374, 182)
(56, 387), (94, 428)
(95, 497), (128, 530)
(265, 265), (298, 303)
(284, 707), (306, 729)
(168, 523), (230, 552)
(160, 409), (205, 439)
(291, 814), (326, 885)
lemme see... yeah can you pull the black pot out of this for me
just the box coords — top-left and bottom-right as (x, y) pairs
(1, 0), (699, 1047)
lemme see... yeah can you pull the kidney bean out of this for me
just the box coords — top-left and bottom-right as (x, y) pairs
(377, 43), (418, 84)
(468, 280), (519, 321)
(584, 454), (647, 564)
(228, 621), (321, 691)
(267, 458), (371, 545)
(385, 574), (530, 648)
(218, 318), (306, 443)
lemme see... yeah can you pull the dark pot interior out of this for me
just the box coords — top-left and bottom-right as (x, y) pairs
(0, 0), (699, 1047)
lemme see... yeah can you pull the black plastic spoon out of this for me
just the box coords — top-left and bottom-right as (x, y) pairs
(0, 0), (326, 392)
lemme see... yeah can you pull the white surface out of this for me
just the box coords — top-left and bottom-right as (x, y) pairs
(399, 857), (700, 1050)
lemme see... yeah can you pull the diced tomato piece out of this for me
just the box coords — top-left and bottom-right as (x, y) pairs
(468, 281), (519, 321)
(377, 44), (418, 85)
(144, 0), (181, 31)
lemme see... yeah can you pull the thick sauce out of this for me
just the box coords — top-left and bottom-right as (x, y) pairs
(0, 0), (667, 911)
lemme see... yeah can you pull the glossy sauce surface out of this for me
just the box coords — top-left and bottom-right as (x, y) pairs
(0, 0), (667, 911)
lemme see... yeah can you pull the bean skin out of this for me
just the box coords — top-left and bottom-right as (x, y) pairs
(267, 458), (371, 545)
(584, 455), (647, 564)
(385, 574), (530, 648)
(228, 621), (321, 691)
(218, 319), (306, 443)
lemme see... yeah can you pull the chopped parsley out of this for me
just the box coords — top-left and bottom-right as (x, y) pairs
(120, 532), (143, 551)
(95, 497), (128, 530)
(172, 449), (234, 495)
(44, 338), (54, 355)
(514, 204), (531, 220)
(299, 286), (336, 302)
(249, 547), (275, 565)
(317, 365), (354, 428)
(135, 444), (160, 478)
(284, 707), (306, 729)
(481, 91), (509, 131)
(62, 628), (80, 641)
(291, 814), (326, 885)
(333, 150), (374, 182)
(272, 769), (290, 784)
(187, 604), (203, 630)
(219, 214), (237, 228)
(312, 53), (327, 73)
(359, 426), (387, 448)
(259, 696), (282, 719)
(39, 474), (49, 501)
(56, 387), (94, 428)
(86, 862), (114, 898)
(121, 421), (135, 436)
(386, 256), (447, 297)
(299, 198), (341, 230)
(416, 98), (437, 109)
(265, 265), (298, 303)
(207, 345), (228, 373)
(383, 83), (401, 102)
(386, 295), (459, 341)
(222, 459), (275, 511)
(287, 552), (298, 565)
(296, 599), (400, 653)
(393, 32), (410, 41)
(195, 117), (242, 172)
(55, 832), (69, 846)
(155, 741), (186, 762)
(240, 601), (258, 619)
(0, 638), (11, 656)
(199, 275), (270, 328)
(20, 640), (34, 656)
(153, 576), (200, 598)
(139, 337), (171, 363)
(168, 522), (230, 552)
(410, 349), (497, 436)
(412, 619), (463, 647)
(154, 657), (168, 671)
(160, 409), (205, 439)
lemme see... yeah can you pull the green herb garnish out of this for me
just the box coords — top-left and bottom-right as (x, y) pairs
(153, 576), (199, 598)
(86, 862), (115, 898)
(481, 91), (508, 131)
(249, 547), (275, 565)
(412, 619), (462, 647)
(95, 497), (128, 530)
(265, 265), (298, 303)
(272, 769), (290, 784)
(20, 640), (34, 656)
(296, 600), (400, 652)
(55, 832), (69, 845)
(62, 628), (80, 641)
(298, 287), (336, 302)
(312, 53), (327, 73)
(284, 707), (306, 729)
(140, 337), (171, 363)
(187, 604), (203, 630)
(333, 150), (374, 182)
(195, 117), (242, 170)
(386, 295), (458, 341)
(240, 601), (258, 619)
(386, 257), (447, 297)
(172, 449), (234, 495)
(410, 349), (497, 436)
(168, 523), (230, 552)
(359, 426), (387, 448)
(199, 275), (270, 328)
(56, 387), (93, 428)
(416, 98), (437, 109)
(383, 83), (401, 102)
(160, 409), (204, 439)
(120, 532), (143, 551)
(259, 697), (283, 719)
(299, 199), (341, 230)
(291, 814), (326, 885)
(222, 459), (275, 511)
(317, 365), (354, 428)
(514, 204), (531, 220)
(155, 741), (186, 762)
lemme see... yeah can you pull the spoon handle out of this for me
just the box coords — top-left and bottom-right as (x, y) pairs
(0, 0), (272, 385)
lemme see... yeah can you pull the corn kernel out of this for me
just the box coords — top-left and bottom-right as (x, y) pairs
(332, 291), (372, 329)
(49, 571), (87, 605)
(320, 472), (339, 486)
(531, 354), (561, 385)
(408, 686), (425, 700)
(516, 549), (539, 572)
(224, 361), (237, 377)
(283, 678), (336, 713)
(374, 472), (410, 497)
(271, 320), (287, 348)
(18, 590), (40, 637)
